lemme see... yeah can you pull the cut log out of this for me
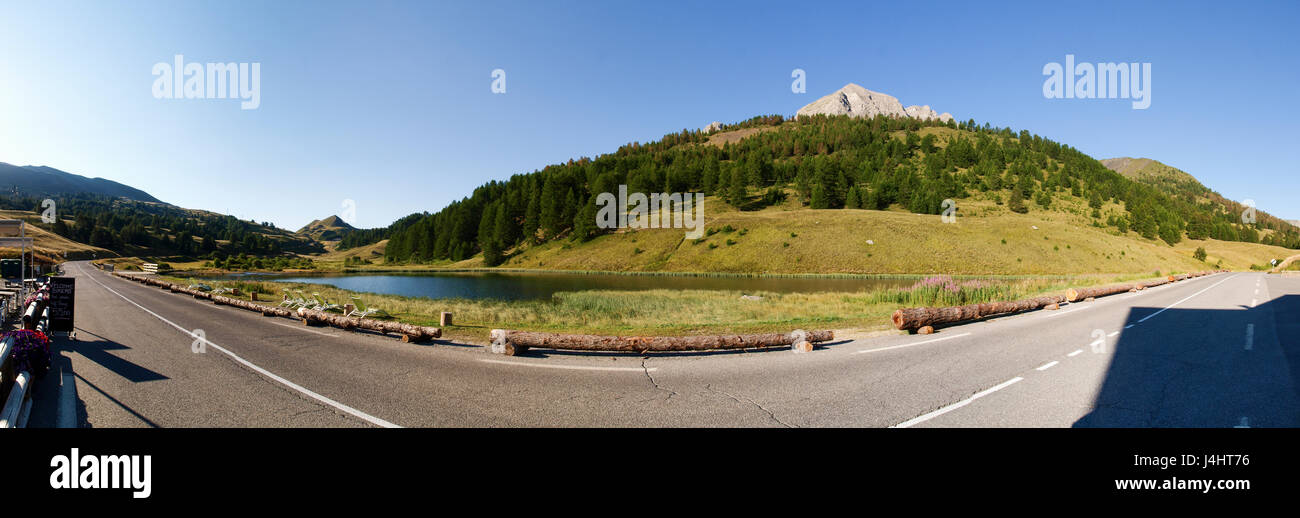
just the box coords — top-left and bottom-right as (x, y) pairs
(891, 294), (1064, 330)
(917, 325), (935, 334)
(297, 308), (441, 342)
(488, 328), (833, 355)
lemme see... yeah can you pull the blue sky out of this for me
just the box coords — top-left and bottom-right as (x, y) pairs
(1, 0), (1296, 229)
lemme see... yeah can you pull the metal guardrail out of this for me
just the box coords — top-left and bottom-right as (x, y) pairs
(0, 295), (47, 428)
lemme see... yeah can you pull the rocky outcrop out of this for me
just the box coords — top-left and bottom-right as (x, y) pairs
(798, 83), (954, 123)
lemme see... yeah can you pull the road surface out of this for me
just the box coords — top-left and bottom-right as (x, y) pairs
(27, 261), (1300, 427)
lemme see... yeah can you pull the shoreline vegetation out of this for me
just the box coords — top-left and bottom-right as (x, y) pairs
(159, 270), (1178, 344)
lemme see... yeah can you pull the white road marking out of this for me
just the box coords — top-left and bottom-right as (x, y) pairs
(479, 359), (652, 372)
(891, 377), (1023, 428)
(1251, 298), (1257, 308)
(1124, 324), (1134, 329)
(1234, 417), (1250, 428)
(1067, 349), (1083, 357)
(1107, 331), (1119, 337)
(1043, 303), (1093, 318)
(1245, 324), (1254, 351)
(853, 332), (972, 355)
(265, 319), (336, 337)
(1136, 274), (1237, 323)
(1035, 361), (1059, 371)
(76, 264), (401, 428)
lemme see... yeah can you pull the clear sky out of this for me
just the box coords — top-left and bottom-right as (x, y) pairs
(1, 0), (1296, 229)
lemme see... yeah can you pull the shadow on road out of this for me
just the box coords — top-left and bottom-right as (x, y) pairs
(1074, 295), (1300, 427)
(63, 328), (169, 383)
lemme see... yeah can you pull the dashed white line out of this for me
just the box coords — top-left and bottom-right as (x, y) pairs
(76, 264), (401, 428)
(1035, 361), (1059, 371)
(853, 332), (972, 354)
(1251, 298), (1258, 308)
(1124, 324), (1134, 329)
(1067, 349), (1083, 357)
(1136, 274), (1237, 323)
(1107, 331), (1119, 337)
(891, 377), (1024, 428)
(1245, 323), (1254, 351)
(479, 359), (653, 372)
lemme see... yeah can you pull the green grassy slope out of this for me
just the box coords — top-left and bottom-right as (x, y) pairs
(471, 193), (1286, 275)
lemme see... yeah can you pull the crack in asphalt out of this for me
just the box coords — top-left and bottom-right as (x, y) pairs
(705, 384), (795, 428)
(641, 358), (677, 402)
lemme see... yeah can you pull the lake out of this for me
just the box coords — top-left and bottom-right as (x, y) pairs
(210, 270), (924, 301)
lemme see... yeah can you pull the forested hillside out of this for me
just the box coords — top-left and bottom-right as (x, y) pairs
(370, 114), (1297, 266)
(0, 193), (323, 259)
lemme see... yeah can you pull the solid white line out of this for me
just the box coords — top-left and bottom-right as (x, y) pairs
(1245, 323), (1254, 351)
(57, 372), (77, 428)
(853, 332), (972, 355)
(1067, 349), (1083, 357)
(76, 264), (401, 428)
(1136, 274), (1237, 323)
(1124, 324), (1134, 329)
(891, 377), (1024, 428)
(1035, 361), (1059, 371)
(1107, 331), (1119, 337)
(479, 359), (653, 372)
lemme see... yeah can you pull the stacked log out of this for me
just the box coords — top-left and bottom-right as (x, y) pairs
(891, 294), (1064, 330)
(298, 308), (441, 342)
(488, 329), (833, 356)
(894, 270), (1224, 330)
(110, 272), (439, 342)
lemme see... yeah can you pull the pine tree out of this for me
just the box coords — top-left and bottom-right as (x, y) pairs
(478, 202), (502, 266)
(1007, 189), (1028, 214)
(523, 189), (541, 243)
(539, 177), (560, 238)
(811, 184), (828, 209)
(727, 168), (747, 208)
(845, 185), (861, 209)
(572, 194), (599, 241)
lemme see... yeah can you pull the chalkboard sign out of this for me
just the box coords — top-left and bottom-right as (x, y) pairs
(48, 277), (75, 333)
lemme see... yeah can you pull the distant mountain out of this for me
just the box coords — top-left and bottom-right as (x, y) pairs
(296, 215), (355, 241)
(1100, 157), (1298, 233)
(796, 83), (954, 122)
(0, 162), (162, 203)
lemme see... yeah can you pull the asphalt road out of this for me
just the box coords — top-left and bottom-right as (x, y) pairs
(27, 261), (1300, 427)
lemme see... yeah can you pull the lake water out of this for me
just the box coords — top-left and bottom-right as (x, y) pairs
(210, 271), (922, 301)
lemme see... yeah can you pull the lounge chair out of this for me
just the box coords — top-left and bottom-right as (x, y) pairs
(292, 290), (314, 309)
(347, 296), (387, 319)
(311, 293), (341, 312)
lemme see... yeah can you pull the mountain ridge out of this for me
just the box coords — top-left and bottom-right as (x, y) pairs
(0, 162), (162, 203)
